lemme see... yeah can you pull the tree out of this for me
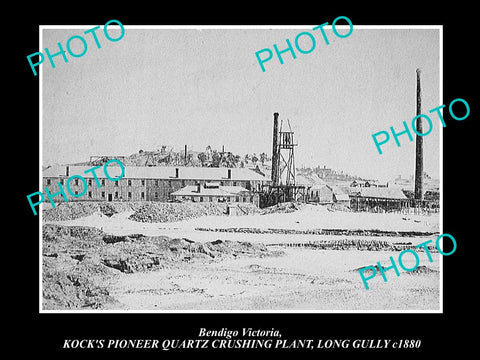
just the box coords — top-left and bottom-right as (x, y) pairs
(205, 145), (213, 162)
(211, 150), (222, 167)
(226, 153), (239, 168)
(198, 152), (207, 167)
(251, 153), (258, 165)
(259, 152), (267, 165)
(234, 154), (241, 167)
(185, 153), (194, 166)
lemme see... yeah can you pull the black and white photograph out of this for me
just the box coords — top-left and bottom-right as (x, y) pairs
(14, 5), (476, 356)
(39, 25), (442, 312)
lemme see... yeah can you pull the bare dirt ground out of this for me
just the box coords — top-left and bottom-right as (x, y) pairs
(42, 202), (441, 311)
(111, 248), (439, 311)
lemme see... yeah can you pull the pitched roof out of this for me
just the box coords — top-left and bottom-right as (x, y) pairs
(334, 193), (351, 201)
(296, 173), (328, 186)
(220, 186), (251, 194)
(330, 185), (350, 201)
(248, 164), (272, 180)
(43, 165), (269, 182)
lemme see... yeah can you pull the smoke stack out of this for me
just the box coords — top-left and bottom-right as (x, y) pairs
(184, 145), (187, 164)
(271, 112), (279, 186)
(414, 68), (423, 202)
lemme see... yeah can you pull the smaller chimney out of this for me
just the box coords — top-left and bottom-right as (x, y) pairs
(66, 166), (69, 177)
(227, 169), (232, 179)
(175, 167), (179, 178)
(184, 145), (187, 164)
(271, 112), (279, 186)
(196, 183), (201, 193)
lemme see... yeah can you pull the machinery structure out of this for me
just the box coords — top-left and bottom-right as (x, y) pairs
(261, 112), (306, 207)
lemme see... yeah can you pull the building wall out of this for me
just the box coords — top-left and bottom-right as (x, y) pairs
(173, 193), (259, 206)
(43, 176), (149, 202)
(349, 195), (408, 212)
(42, 176), (261, 204)
(308, 186), (334, 203)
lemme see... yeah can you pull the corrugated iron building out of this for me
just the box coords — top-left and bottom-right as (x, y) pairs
(348, 187), (409, 212)
(296, 173), (349, 204)
(42, 165), (269, 204)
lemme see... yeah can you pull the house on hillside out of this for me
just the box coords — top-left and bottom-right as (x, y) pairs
(350, 179), (388, 188)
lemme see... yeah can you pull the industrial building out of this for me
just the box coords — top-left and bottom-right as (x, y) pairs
(42, 165), (269, 204)
(296, 173), (349, 205)
(348, 187), (409, 212)
(171, 182), (259, 206)
(43, 70), (434, 213)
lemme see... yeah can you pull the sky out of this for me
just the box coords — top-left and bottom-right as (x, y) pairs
(42, 25), (440, 182)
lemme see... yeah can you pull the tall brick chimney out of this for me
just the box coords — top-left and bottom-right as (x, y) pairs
(414, 68), (423, 202)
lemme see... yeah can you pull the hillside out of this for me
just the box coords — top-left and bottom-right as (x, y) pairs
(70, 146), (270, 169)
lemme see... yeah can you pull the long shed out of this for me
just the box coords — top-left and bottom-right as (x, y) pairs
(42, 165), (269, 204)
(348, 187), (409, 212)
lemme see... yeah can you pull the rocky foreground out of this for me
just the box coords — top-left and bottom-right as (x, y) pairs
(41, 202), (441, 311)
(42, 224), (282, 310)
(42, 201), (261, 223)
